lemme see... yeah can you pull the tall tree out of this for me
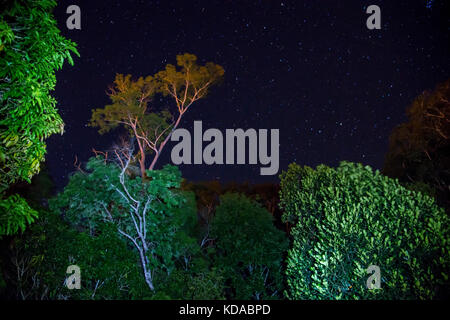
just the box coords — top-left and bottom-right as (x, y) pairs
(50, 153), (197, 292)
(0, 0), (78, 236)
(90, 53), (224, 178)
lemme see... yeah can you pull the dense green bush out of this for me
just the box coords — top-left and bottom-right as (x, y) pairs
(211, 193), (288, 300)
(279, 161), (449, 300)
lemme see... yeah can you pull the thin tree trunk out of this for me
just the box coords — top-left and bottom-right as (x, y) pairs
(137, 247), (154, 291)
(136, 138), (147, 180)
(139, 154), (146, 180)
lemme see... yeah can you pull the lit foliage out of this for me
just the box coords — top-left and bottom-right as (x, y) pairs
(89, 73), (172, 142)
(280, 161), (450, 300)
(211, 193), (288, 300)
(0, 0), (79, 189)
(0, 0), (78, 237)
(89, 74), (171, 176)
(154, 53), (225, 111)
(49, 157), (198, 292)
(89, 53), (224, 176)
(0, 194), (37, 237)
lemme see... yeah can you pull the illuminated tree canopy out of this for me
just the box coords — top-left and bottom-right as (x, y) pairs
(90, 53), (224, 178)
(0, 0), (78, 235)
(0, 0), (78, 189)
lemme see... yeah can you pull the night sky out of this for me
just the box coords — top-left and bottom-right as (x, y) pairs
(46, 0), (449, 188)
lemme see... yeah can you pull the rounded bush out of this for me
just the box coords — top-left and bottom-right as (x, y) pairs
(279, 161), (449, 300)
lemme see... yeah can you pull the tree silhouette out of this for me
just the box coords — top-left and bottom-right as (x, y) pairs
(383, 79), (450, 211)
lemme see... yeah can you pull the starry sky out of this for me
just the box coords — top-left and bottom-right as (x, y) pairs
(46, 0), (449, 188)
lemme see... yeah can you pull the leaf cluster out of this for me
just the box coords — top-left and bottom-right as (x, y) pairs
(0, 0), (79, 190)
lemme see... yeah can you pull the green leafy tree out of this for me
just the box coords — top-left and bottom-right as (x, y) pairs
(211, 193), (288, 300)
(50, 153), (197, 292)
(0, 0), (78, 188)
(0, 0), (78, 235)
(182, 180), (222, 246)
(90, 54), (224, 178)
(280, 161), (450, 300)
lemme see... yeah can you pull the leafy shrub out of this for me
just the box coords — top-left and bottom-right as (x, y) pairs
(279, 161), (449, 300)
(211, 193), (288, 300)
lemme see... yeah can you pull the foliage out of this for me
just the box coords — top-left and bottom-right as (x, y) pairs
(7, 210), (147, 300)
(90, 74), (159, 135)
(279, 161), (450, 300)
(5, 164), (222, 300)
(158, 267), (225, 300)
(211, 193), (288, 300)
(182, 180), (286, 235)
(0, 0), (78, 248)
(0, 0), (79, 190)
(89, 54), (224, 176)
(154, 53), (225, 108)
(383, 79), (450, 212)
(6, 204), (225, 300)
(0, 194), (38, 237)
(49, 157), (198, 292)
